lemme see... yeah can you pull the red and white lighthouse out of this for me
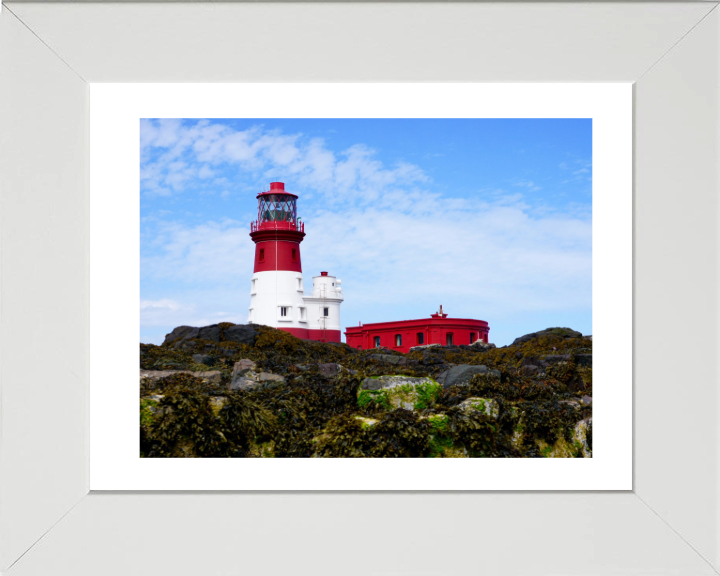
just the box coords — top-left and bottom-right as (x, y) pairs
(247, 182), (344, 343)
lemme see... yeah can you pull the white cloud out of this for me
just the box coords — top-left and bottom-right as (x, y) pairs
(140, 120), (428, 202)
(143, 218), (254, 285)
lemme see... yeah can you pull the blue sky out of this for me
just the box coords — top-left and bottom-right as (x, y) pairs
(140, 118), (592, 346)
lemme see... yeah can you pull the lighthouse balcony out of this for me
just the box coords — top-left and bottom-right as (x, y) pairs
(250, 220), (305, 233)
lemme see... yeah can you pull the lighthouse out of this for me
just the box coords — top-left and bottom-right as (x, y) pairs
(247, 182), (344, 343)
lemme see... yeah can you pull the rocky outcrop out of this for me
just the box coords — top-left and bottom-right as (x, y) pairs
(141, 323), (592, 459)
(512, 327), (583, 346)
(162, 326), (199, 346)
(162, 323), (258, 348)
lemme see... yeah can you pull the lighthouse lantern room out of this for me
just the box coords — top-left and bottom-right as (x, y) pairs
(248, 182), (343, 343)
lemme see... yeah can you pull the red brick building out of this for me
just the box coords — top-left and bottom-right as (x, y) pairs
(344, 306), (489, 354)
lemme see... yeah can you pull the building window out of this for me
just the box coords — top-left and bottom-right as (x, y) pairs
(280, 307), (288, 317)
(259, 249), (265, 262)
(323, 307), (329, 317)
(292, 248), (297, 261)
(374, 336), (381, 348)
(394, 334), (402, 347)
(297, 278), (303, 291)
(417, 332), (424, 345)
(299, 307), (306, 321)
(248, 308), (253, 322)
(470, 332), (476, 343)
(251, 279), (257, 293)
(446, 333), (453, 346)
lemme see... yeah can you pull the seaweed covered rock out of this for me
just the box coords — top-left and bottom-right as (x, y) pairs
(358, 375), (442, 411)
(162, 322), (258, 349)
(140, 369), (222, 391)
(512, 327), (583, 346)
(313, 409), (431, 457)
(230, 371), (285, 391)
(437, 365), (501, 388)
(223, 324), (258, 345)
(468, 341), (496, 351)
(231, 359), (257, 380)
(458, 397), (500, 418)
(162, 325), (199, 346)
(142, 323), (592, 458)
(369, 354), (407, 365)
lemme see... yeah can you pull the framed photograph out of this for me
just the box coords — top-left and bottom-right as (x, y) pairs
(2, 2), (718, 574)
(90, 83), (630, 491)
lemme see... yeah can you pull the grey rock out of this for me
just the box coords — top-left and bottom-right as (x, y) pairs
(257, 372), (285, 383)
(458, 397), (500, 418)
(360, 375), (435, 391)
(361, 378), (384, 391)
(437, 364), (501, 388)
(231, 372), (285, 391)
(369, 354), (407, 365)
(162, 325), (199, 346)
(198, 324), (221, 342)
(409, 344), (442, 352)
(229, 377), (258, 391)
(192, 354), (212, 365)
(512, 327), (583, 346)
(359, 375), (439, 410)
(318, 363), (343, 377)
(581, 395), (592, 406)
(232, 359), (257, 380)
(223, 324), (258, 345)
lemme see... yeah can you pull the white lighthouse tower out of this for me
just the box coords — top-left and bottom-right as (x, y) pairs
(247, 182), (344, 343)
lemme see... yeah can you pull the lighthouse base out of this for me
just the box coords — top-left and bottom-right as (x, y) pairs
(279, 327), (342, 343)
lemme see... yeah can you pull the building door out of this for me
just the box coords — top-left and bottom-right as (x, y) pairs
(446, 333), (453, 346)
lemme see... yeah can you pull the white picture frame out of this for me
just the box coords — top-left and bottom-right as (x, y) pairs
(1, 2), (718, 574)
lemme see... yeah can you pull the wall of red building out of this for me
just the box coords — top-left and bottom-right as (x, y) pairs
(346, 322), (488, 354)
